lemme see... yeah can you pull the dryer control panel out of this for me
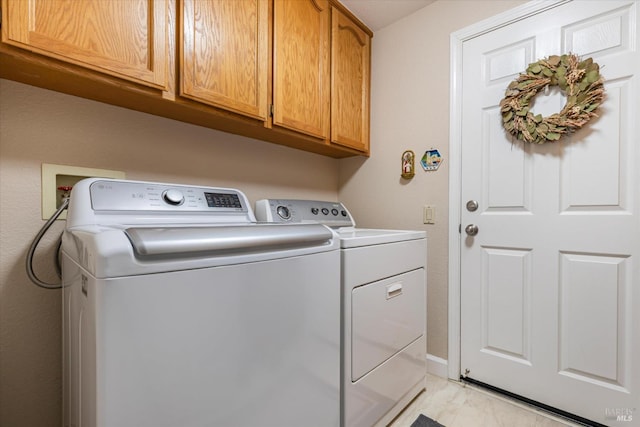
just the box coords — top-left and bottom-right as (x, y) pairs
(255, 199), (354, 228)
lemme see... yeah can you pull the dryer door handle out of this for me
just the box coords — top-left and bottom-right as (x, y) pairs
(386, 282), (403, 299)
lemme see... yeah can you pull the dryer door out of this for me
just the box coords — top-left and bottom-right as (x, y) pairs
(351, 268), (425, 381)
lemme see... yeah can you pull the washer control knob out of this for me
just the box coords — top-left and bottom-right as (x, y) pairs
(331, 208), (339, 216)
(311, 207), (319, 215)
(276, 205), (291, 220)
(321, 208), (329, 215)
(163, 189), (185, 206)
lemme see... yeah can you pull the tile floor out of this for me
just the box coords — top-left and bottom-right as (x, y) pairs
(389, 374), (585, 427)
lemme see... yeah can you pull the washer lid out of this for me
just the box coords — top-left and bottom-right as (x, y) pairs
(62, 223), (338, 278)
(338, 228), (426, 248)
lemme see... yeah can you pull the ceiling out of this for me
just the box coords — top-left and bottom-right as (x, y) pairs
(340, 0), (435, 32)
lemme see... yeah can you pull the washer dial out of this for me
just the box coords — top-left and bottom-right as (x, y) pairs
(162, 189), (185, 206)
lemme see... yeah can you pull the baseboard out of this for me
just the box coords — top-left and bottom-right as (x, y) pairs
(426, 354), (448, 378)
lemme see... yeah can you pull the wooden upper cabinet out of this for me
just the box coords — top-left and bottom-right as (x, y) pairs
(0, 0), (371, 157)
(1, 0), (169, 90)
(331, 7), (370, 152)
(273, 0), (330, 139)
(181, 0), (269, 121)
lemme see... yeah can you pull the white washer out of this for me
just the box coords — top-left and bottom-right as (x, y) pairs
(255, 199), (427, 427)
(61, 179), (341, 427)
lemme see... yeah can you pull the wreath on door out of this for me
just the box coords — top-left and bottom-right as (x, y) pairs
(500, 53), (605, 144)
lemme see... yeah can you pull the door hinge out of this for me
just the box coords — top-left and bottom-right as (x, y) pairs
(459, 224), (462, 234)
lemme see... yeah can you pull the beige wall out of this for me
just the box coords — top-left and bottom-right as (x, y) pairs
(1, 1), (530, 424)
(338, 0), (527, 361)
(0, 79), (339, 426)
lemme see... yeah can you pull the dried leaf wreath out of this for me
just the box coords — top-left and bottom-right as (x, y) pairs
(500, 53), (605, 144)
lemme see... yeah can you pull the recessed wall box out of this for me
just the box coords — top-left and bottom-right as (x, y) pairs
(42, 164), (125, 219)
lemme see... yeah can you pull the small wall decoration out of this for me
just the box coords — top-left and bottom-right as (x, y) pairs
(401, 150), (415, 179)
(500, 53), (605, 144)
(421, 149), (442, 171)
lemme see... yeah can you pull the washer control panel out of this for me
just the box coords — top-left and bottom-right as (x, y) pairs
(89, 180), (247, 213)
(255, 199), (354, 228)
(66, 178), (257, 228)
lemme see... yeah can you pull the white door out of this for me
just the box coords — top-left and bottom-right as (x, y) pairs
(459, 1), (640, 425)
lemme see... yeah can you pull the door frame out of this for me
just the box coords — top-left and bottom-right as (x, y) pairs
(447, 0), (571, 381)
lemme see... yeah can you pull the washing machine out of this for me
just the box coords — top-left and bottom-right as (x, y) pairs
(61, 179), (341, 427)
(255, 199), (427, 427)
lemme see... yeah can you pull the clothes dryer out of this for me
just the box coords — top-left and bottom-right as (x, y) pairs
(255, 199), (427, 427)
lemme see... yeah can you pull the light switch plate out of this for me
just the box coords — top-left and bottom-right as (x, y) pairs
(42, 163), (125, 219)
(423, 205), (435, 224)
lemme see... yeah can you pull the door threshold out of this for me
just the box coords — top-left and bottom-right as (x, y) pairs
(460, 377), (605, 427)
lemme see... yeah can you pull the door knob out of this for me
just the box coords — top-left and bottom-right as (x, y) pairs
(465, 224), (479, 236)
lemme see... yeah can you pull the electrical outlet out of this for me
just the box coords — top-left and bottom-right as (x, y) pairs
(423, 205), (435, 224)
(41, 164), (125, 219)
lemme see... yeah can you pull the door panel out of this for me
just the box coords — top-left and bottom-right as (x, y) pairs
(481, 247), (532, 363)
(483, 110), (532, 211)
(559, 252), (631, 391)
(561, 78), (631, 212)
(460, 1), (639, 424)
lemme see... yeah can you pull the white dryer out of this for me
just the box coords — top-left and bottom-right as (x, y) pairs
(61, 179), (341, 427)
(255, 199), (427, 427)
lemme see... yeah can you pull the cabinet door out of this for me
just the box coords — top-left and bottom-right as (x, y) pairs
(181, 0), (268, 120)
(1, 0), (169, 90)
(331, 8), (370, 152)
(273, 0), (330, 139)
